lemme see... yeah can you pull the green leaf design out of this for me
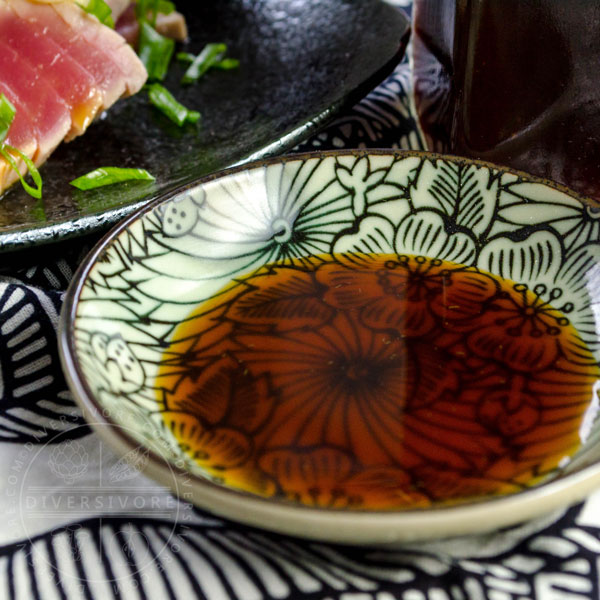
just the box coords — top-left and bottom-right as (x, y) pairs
(411, 160), (496, 238)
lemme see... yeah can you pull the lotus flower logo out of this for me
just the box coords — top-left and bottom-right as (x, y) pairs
(48, 441), (89, 483)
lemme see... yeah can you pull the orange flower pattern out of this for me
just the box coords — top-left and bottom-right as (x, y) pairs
(158, 255), (600, 509)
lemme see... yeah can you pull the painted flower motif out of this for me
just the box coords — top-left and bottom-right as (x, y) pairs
(409, 158), (496, 238)
(156, 254), (599, 508)
(498, 180), (600, 251)
(162, 409), (280, 496)
(91, 241), (134, 279)
(234, 310), (416, 461)
(223, 266), (333, 332)
(159, 188), (205, 237)
(477, 387), (541, 437)
(258, 448), (429, 508)
(73, 155), (600, 511)
(319, 255), (496, 336)
(335, 156), (387, 217)
(258, 447), (359, 508)
(332, 215), (398, 257)
(90, 332), (145, 394)
(163, 411), (252, 469)
(395, 210), (477, 265)
(413, 465), (524, 501)
(160, 354), (279, 493)
(477, 230), (562, 292)
(157, 319), (238, 392)
(319, 255), (447, 336)
(553, 243), (600, 357)
(342, 466), (430, 508)
(166, 354), (276, 433)
(136, 158), (357, 304)
(194, 260), (489, 468)
(464, 284), (573, 371)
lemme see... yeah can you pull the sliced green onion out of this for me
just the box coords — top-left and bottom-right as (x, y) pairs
(138, 21), (175, 81)
(77, 0), (114, 27)
(146, 83), (200, 126)
(1, 145), (43, 199)
(0, 97), (43, 198)
(176, 52), (195, 64)
(177, 50), (239, 77)
(136, 0), (174, 26)
(0, 93), (16, 145)
(70, 167), (155, 191)
(212, 58), (240, 71)
(182, 43), (227, 84)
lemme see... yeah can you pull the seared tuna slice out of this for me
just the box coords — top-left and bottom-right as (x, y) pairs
(0, 0), (147, 195)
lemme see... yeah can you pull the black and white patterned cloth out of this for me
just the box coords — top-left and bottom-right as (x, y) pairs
(2, 2), (600, 598)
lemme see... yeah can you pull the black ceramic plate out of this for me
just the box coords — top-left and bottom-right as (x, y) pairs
(0, 0), (409, 252)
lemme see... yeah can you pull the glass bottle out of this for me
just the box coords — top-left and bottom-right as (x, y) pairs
(413, 0), (600, 201)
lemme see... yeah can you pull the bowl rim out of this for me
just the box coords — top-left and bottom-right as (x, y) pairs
(58, 149), (600, 544)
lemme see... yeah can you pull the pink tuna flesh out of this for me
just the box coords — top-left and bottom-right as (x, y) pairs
(0, 0), (147, 196)
(0, 41), (71, 166)
(0, 84), (37, 191)
(0, 6), (103, 139)
(8, 0), (146, 104)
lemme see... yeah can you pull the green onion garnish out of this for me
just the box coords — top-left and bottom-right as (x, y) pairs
(77, 0), (114, 28)
(70, 167), (155, 191)
(138, 21), (175, 81)
(146, 83), (200, 126)
(0, 95), (43, 199)
(176, 52), (195, 64)
(136, 0), (174, 26)
(181, 43), (227, 84)
(212, 58), (240, 70)
(1, 145), (43, 199)
(177, 48), (239, 79)
(0, 93), (16, 145)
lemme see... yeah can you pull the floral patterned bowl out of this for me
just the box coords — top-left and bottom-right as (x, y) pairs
(59, 151), (600, 544)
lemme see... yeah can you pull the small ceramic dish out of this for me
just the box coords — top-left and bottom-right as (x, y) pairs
(59, 150), (600, 544)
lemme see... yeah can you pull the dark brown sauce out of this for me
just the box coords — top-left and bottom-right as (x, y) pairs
(413, 0), (600, 201)
(158, 255), (600, 509)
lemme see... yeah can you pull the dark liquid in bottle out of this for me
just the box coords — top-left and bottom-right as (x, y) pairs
(158, 254), (599, 509)
(413, 0), (600, 202)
